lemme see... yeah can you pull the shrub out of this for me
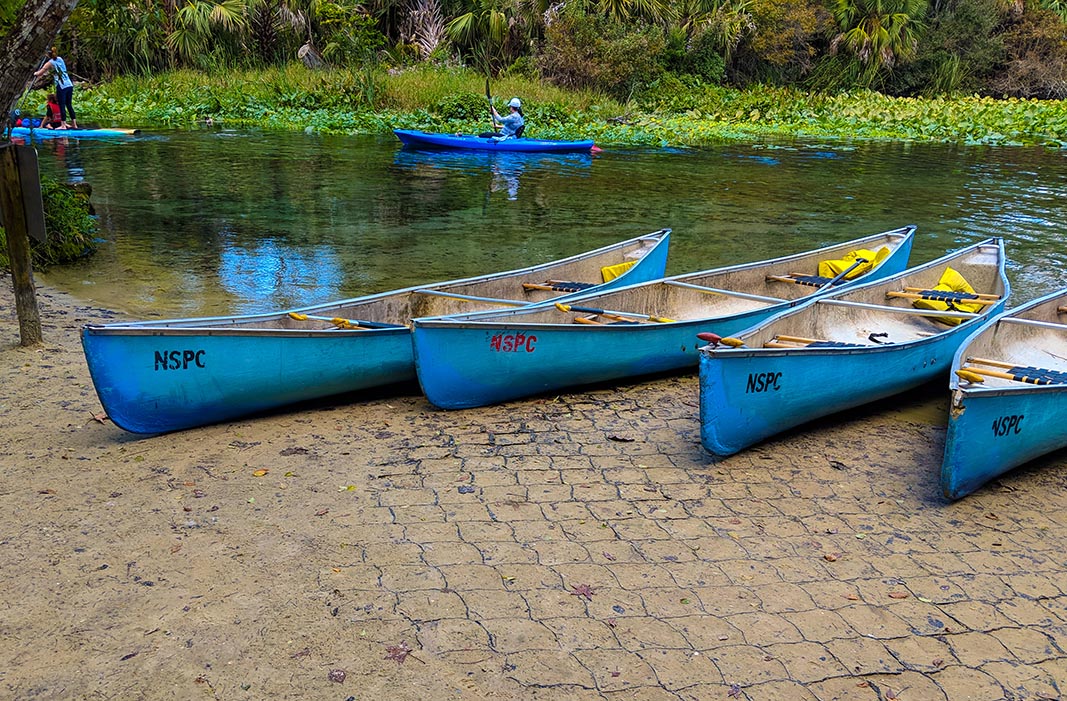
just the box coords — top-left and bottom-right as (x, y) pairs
(0, 176), (97, 269)
(538, 10), (667, 101)
(990, 5), (1067, 98)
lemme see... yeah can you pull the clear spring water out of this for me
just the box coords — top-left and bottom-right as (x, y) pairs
(27, 128), (1067, 319)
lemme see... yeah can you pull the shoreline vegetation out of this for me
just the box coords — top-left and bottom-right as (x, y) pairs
(21, 65), (1067, 148)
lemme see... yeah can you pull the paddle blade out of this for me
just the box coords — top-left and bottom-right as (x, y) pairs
(590, 145), (602, 154)
(956, 369), (985, 384)
(697, 332), (721, 344)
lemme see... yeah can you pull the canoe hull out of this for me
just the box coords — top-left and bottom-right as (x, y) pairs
(82, 329), (413, 434)
(698, 238), (1009, 456)
(941, 288), (1067, 499)
(394, 129), (594, 153)
(413, 226), (917, 408)
(699, 335), (972, 456)
(942, 388), (1067, 500)
(413, 305), (784, 409)
(82, 230), (669, 433)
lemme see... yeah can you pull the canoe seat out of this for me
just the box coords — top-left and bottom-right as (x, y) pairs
(766, 273), (842, 287)
(765, 338), (864, 349)
(964, 357), (1067, 385)
(523, 280), (597, 293)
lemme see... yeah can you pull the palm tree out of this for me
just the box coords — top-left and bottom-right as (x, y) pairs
(830, 0), (928, 74)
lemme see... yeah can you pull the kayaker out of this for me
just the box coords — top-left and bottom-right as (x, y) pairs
(34, 47), (77, 129)
(43, 94), (64, 129)
(490, 97), (524, 141)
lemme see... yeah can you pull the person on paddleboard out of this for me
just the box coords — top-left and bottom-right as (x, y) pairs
(44, 94), (64, 129)
(34, 47), (77, 129)
(490, 97), (524, 141)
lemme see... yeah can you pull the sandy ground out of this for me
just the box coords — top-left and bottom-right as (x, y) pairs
(2, 272), (1066, 701)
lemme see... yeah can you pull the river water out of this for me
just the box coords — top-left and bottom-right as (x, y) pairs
(26, 128), (1067, 319)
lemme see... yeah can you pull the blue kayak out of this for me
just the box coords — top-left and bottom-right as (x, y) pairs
(394, 129), (595, 153)
(10, 126), (139, 139)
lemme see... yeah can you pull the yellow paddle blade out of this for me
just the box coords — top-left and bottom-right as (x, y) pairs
(956, 369), (985, 383)
(554, 302), (572, 313)
(721, 337), (745, 347)
(288, 312), (309, 321)
(651, 316), (676, 323)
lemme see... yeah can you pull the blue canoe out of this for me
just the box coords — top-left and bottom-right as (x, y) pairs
(412, 225), (916, 409)
(81, 230), (670, 433)
(10, 126), (139, 139)
(394, 129), (595, 153)
(698, 238), (1009, 457)
(942, 288), (1067, 499)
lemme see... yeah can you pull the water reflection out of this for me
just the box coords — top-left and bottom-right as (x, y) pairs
(392, 146), (593, 202)
(217, 234), (344, 314)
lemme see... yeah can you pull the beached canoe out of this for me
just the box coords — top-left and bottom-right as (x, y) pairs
(412, 225), (916, 408)
(81, 230), (669, 433)
(941, 288), (1067, 499)
(10, 126), (140, 139)
(697, 238), (1009, 457)
(394, 129), (595, 153)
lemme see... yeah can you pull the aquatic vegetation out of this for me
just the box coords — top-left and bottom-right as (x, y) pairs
(30, 65), (1067, 147)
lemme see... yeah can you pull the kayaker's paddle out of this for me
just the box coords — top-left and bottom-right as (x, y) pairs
(485, 78), (498, 133)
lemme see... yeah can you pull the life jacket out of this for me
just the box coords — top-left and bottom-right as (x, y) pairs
(817, 246), (891, 280)
(911, 267), (985, 326)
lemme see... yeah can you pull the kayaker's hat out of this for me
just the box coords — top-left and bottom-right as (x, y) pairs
(508, 97), (521, 109)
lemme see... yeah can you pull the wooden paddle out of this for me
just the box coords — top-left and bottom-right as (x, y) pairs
(696, 332), (745, 347)
(555, 302), (674, 323)
(287, 312), (401, 329)
(957, 366), (1060, 386)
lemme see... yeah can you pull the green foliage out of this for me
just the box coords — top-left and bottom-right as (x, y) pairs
(829, 0), (929, 86)
(888, 0), (1005, 96)
(538, 10), (668, 100)
(729, 0), (830, 85)
(30, 63), (1067, 149)
(430, 91), (489, 119)
(319, 2), (387, 64)
(0, 177), (98, 270)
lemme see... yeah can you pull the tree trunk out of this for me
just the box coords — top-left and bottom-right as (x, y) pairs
(0, 0), (80, 120)
(1, 0), (80, 347)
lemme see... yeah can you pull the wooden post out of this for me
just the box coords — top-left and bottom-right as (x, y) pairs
(0, 144), (42, 346)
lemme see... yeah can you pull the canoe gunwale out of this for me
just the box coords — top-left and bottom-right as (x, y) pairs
(82, 324), (410, 338)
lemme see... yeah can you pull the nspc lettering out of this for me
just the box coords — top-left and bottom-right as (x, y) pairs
(991, 414), (1023, 437)
(746, 371), (782, 393)
(489, 332), (537, 353)
(155, 349), (206, 370)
